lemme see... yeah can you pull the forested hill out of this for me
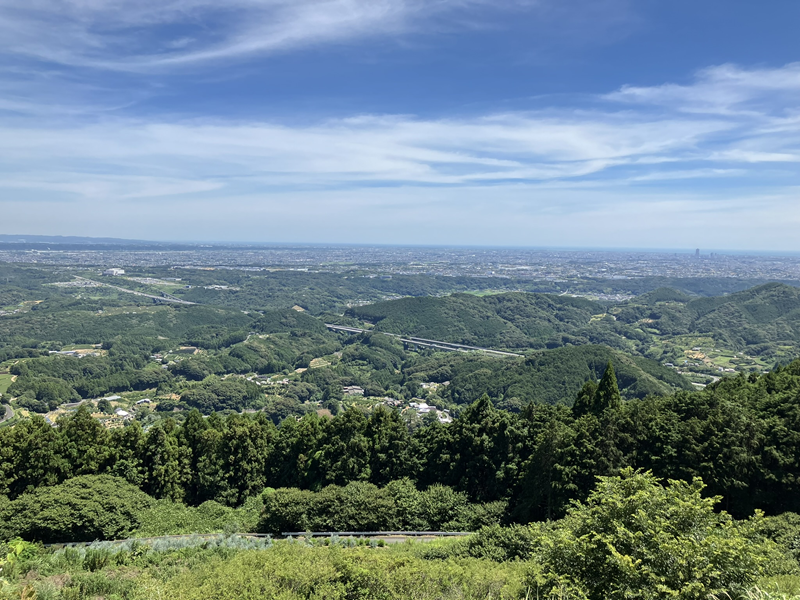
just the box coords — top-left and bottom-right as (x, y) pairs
(615, 282), (800, 347)
(345, 284), (800, 360)
(346, 293), (604, 349)
(411, 344), (694, 408)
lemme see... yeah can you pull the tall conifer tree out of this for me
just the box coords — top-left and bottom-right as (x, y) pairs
(595, 361), (621, 412)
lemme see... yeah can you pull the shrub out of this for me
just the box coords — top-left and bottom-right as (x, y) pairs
(451, 500), (508, 531)
(0, 538), (40, 582)
(527, 468), (785, 600)
(384, 478), (428, 530)
(418, 484), (469, 530)
(459, 524), (538, 562)
(259, 488), (316, 534)
(757, 512), (800, 563)
(134, 499), (257, 537)
(312, 482), (398, 531)
(161, 543), (526, 600)
(258, 481), (504, 534)
(0, 475), (154, 543)
(421, 524), (539, 562)
(259, 483), (398, 534)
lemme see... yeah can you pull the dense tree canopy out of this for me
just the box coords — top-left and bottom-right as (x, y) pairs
(3, 361), (800, 522)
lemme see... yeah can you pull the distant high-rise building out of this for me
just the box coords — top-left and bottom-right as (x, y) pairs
(695, 249), (700, 258)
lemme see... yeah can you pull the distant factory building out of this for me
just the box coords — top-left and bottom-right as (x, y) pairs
(103, 268), (125, 276)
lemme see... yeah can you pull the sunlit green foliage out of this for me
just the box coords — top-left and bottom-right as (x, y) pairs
(258, 480), (506, 534)
(0, 475), (154, 543)
(134, 498), (262, 536)
(528, 469), (785, 600)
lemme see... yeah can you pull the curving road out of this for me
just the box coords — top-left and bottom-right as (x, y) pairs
(0, 403), (13, 424)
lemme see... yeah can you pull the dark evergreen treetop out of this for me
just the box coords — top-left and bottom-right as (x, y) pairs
(595, 362), (621, 413)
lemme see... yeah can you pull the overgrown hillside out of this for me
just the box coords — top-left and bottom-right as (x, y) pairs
(346, 293), (610, 349)
(616, 282), (800, 354)
(344, 284), (800, 368)
(411, 345), (694, 407)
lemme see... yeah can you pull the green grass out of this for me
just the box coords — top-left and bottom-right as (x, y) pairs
(462, 290), (511, 297)
(0, 538), (526, 600)
(759, 575), (800, 598)
(163, 543), (527, 600)
(0, 373), (13, 394)
(3, 539), (794, 600)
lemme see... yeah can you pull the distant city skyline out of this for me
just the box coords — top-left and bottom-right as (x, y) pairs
(1, 1), (799, 249)
(4, 233), (800, 259)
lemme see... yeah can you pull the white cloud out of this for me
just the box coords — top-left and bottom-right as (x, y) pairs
(626, 168), (745, 182)
(606, 63), (800, 116)
(0, 111), (737, 195)
(0, 173), (222, 199)
(0, 0), (642, 73)
(0, 0), (508, 71)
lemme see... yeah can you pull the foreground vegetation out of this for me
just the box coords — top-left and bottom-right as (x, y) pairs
(2, 470), (799, 600)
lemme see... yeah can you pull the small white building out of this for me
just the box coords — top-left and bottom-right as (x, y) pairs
(102, 268), (125, 276)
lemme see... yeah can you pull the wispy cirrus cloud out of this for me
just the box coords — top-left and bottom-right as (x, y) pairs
(606, 62), (800, 116)
(0, 111), (735, 198)
(0, 62), (798, 198)
(0, 0), (516, 71)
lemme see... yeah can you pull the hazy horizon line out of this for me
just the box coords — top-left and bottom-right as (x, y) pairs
(2, 234), (800, 257)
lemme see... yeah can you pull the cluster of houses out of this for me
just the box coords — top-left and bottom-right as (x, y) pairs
(340, 385), (452, 422)
(46, 395), (156, 429)
(408, 401), (452, 423)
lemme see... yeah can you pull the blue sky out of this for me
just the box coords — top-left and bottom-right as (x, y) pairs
(1, 0), (799, 249)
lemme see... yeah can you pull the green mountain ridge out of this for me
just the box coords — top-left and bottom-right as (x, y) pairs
(406, 344), (694, 408)
(616, 282), (800, 349)
(346, 283), (800, 360)
(346, 292), (604, 350)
